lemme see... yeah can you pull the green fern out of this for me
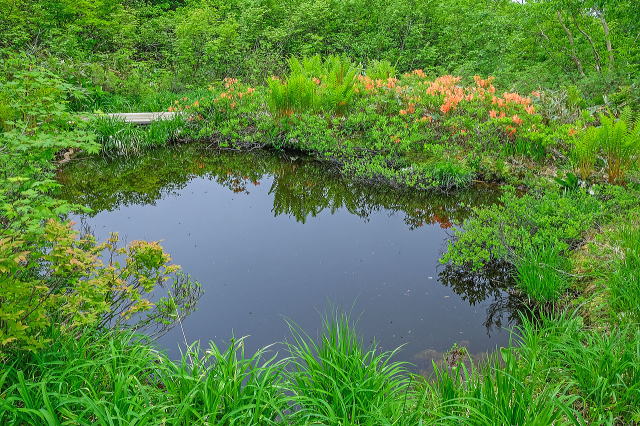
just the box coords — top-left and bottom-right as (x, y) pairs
(597, 107), (640, 184)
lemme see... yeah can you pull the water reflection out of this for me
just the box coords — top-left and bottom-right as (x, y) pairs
(57, 144), (519, 372)
(58, 144), (500, 229)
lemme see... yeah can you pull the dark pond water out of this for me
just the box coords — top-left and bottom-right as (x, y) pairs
(57, 145), (518, 374)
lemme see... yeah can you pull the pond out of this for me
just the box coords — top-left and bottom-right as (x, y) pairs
(57, 145), (518, 374)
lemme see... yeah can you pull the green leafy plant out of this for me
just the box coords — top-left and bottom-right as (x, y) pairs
(571, 126), (599, 180)
(597, 108), (640, 184)
(514, 245), (570, 303)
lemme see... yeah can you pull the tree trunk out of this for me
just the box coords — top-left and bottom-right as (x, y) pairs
(556, 11), (585, 77)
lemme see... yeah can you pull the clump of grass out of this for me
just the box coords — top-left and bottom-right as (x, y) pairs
(267, 74), (318, 118)
(517, 311), (640, 423)
(514, 245), (571, 303)
(2, 311), (639, 423)
(93, 115), (185, 155)
(428, 348), (573, 425)
(609, 226), (640, 323)
(160, 337), (288, 424)
(284, 314), (412, 424)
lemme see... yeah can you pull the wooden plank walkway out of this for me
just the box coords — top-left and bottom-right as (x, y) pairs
(105, 111), (181, 124)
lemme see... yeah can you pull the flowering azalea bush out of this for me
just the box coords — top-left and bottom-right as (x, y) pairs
(164, 58), (578, 190)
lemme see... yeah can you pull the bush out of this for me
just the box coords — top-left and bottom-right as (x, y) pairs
(441, 187), (602, 270)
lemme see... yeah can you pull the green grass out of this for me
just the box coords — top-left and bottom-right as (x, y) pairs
(514, 245), (571, 303)
(285, 314), (412, 424)
(3, 311), (639, 424)
(93, 115), (186, 155)
(608, 226), (640, 323)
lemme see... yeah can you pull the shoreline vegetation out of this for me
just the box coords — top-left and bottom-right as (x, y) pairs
(2, 0), (640, 423)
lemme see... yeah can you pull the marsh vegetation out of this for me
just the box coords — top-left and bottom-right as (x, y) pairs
(2, 0), (640, 423)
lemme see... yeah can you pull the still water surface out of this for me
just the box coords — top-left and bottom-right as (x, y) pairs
(57, 145), (517, 373)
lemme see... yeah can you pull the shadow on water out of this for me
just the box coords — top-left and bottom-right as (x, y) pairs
(57, 144), (521, 373)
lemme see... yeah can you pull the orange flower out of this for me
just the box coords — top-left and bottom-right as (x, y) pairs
(399, 109), (407, 115)
(512, 114), (523, 125)
(568, 128), (577, 136)
(525, 105), (535, 115)
(505, 125), (517, 137)
(531, 91), (541, 97)
(489, 110), (498, 119)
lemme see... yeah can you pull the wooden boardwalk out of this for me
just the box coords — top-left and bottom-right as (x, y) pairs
(105, 111), (181, 124)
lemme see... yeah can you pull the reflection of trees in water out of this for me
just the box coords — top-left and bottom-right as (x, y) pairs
(59, 144), (518, 340)
(58, 145), (501, 229)
(438, 260), (523, 333)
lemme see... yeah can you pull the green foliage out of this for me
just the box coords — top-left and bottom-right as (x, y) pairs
(93, 115), (185, 155)
(514, 245), (570, 303)
(571, 126), (599, 180)
(267, 55), (359, 117)
(267, 74), (318, 118)
(365, 60), (397, 80)
(442, 187), (602, 270)
(285, 314), (411, 424)
(596, 108), (640, 184)
(5, 312), (637, 424)
(0, 219), (199, 353)
(516, 312), (640, 423)
(0, 60), (199, 353)
(160, 337), (288, 424)
(608, 226), (640, 323)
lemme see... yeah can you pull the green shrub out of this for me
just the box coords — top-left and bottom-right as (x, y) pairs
(267, 55), (359, 117)
(93, 116), (185, 155)
(442, 187), (602, 270)
(365, 60), (397, 80)
(267, 74), (318, 118)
